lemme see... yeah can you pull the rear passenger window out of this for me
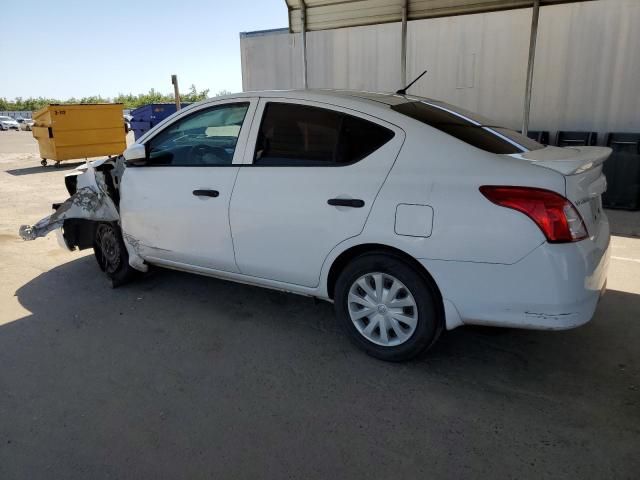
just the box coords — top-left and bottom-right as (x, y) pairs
(254, 102), (394, 166)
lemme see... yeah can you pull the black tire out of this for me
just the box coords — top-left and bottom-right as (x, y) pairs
(334, 253), (443, 362)
(93, 222), (139, 288)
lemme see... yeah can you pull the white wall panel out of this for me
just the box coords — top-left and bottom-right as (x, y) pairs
(530, 0), (640, 134)
(307, 22), (403, 92)
(241, 0), (640, 139)
(405, 8), (532, 127)
(240, 30), (303, 91)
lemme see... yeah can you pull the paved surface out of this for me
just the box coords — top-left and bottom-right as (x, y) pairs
(0, 130), (639, 479)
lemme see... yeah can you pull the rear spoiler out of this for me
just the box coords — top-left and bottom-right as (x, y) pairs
(520, 146), (612, 175)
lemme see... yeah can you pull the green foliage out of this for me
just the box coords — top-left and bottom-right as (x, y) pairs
(0, 85), (220, 111)
(0, 96), (67, 112)
(181, 84), (211, 103)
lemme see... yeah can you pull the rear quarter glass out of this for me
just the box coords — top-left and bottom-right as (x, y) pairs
(391, 101), (543, 154)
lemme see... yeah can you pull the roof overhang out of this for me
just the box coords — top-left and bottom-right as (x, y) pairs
(285, 0), (594, 33)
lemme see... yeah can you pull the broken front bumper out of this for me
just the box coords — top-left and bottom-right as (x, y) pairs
(19, 186), (120, 241)
(19, 159), (148, 273)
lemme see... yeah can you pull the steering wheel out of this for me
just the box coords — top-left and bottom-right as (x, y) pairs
(188, 144), (229, 165)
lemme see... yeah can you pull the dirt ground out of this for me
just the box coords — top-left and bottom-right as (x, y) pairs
(0, 130), (639, 479)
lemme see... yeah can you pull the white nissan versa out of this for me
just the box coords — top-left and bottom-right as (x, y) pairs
(20, 90), (611, 361)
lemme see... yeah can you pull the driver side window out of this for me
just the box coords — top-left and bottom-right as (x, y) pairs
(146, 102), (249, 166)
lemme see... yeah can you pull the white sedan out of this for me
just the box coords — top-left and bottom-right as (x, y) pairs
(20, 90), (611, 361)
(0, 116), (20, 131)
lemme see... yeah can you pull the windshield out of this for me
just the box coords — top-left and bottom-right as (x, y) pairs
(0, 117), (12, 121)
(392, 100), (544, 154)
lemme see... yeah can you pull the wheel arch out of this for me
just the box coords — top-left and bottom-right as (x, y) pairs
(61, 218), (98, 251)
(326, 243), (444, 317)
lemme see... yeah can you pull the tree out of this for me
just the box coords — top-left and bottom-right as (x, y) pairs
(0, 85), (225, 111)
(181, 84), (210, 103)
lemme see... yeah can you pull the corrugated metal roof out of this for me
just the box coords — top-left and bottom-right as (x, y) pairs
(285, 0), (594, 32)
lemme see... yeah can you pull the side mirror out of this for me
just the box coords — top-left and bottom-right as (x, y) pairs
(123, 143), (147, 166)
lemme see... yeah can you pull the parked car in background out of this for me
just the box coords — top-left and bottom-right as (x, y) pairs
(0, 116), (20, 131)
(19, 90), (612, 361)
(17, 117), (35, 131)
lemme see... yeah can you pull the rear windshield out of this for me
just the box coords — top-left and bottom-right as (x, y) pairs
(391, 100), (544, 154)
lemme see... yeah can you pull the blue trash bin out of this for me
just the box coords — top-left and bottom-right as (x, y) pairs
(130, 103), (190, 140)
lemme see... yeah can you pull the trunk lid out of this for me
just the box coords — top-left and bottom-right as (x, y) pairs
(520, 146), (612, 235)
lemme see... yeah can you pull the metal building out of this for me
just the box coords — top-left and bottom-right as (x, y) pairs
(240, 0), (640, 141)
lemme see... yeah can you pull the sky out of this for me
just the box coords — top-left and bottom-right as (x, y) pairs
(0, 0), (288, 100)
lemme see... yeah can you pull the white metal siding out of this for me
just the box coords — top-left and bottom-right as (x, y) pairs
(241, 0), (640, 137)
(405, 6), (533, 128)
(308, 22), (403, 92)
(240, 30), (304, 91)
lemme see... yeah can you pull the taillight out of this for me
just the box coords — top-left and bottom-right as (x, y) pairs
(479, 186), (588, 243)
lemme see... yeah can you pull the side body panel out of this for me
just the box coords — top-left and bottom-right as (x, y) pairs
(313, 111), (572, 330)
(120, 167), (242, 271)
(229, 97), (406, 287)
(316, 112), (566, 283)
(120, 98), (258, 272)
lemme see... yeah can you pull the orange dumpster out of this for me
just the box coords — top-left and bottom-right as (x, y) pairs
(32, 103), (126, 167)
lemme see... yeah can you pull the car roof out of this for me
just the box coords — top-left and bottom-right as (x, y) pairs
(135, 89), (417, 144)
(203, 89), (419, 109)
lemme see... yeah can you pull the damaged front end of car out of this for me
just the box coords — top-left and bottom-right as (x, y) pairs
(19, 157), (148, 273)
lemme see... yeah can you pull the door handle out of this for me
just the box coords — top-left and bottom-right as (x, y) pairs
(327, 198), (365, 208)
(193, 189), (219, 198)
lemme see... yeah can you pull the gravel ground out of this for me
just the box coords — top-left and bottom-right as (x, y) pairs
(0, 130), (639, 479)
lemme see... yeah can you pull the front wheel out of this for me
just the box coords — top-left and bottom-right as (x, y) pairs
(93, 222), (139, 287)
(334, 253), (442, 362)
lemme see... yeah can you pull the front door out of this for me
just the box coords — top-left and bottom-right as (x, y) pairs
(120, 99), (256, 272)
(229, 98), (404, 287)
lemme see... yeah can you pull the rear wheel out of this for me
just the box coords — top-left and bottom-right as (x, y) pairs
(93, 222), (139, 288)
(334, 253), (442, 361)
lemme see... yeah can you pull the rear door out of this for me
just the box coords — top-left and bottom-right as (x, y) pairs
(229, 98), (404, 288)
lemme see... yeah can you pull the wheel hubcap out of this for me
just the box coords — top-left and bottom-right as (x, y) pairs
(347, 272), (418, 347)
